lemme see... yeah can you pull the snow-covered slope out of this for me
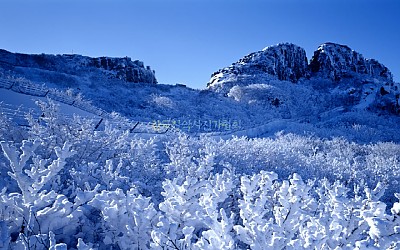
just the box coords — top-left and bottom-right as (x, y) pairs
(0, 43), (399, 140)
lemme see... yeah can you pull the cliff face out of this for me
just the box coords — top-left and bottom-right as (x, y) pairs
(208, 43), (308, 86)
(88, 57), (156, 83)
(208, 42), (393, 88)
(309, 43), (393, 82)
(0, 49), (157, 84)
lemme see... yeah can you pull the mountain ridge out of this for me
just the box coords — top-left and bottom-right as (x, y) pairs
(0, 49), (157, 84)
(208, 42), (393, 88)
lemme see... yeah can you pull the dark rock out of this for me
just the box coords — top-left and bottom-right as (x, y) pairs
(380, 86), (389, 96)
(309, 42), (393, 82)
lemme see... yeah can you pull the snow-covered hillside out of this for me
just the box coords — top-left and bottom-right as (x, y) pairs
(1, 44), (400, 138)
(1, 43), (400, 249)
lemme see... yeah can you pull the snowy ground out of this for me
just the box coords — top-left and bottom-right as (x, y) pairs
(0, 88), (99, 118)
(1, 70), (400, 248)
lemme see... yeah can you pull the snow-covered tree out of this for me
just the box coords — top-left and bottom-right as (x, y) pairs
(88, 188), (158, 249)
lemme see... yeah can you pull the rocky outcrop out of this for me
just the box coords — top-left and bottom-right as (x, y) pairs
(309, 43), (393, 82)
(0, 49), (157, 84)
(88, 56), (156, 83)
(308, 43), (398, 113)
(208, 43), (308, 87)
(207, 42), (399, 114)
(208, 42), (394, 88)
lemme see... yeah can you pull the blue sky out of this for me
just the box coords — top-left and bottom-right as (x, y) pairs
(1, 0), (399, 89)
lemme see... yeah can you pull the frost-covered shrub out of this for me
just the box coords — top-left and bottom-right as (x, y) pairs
(87, 188), (158, 249)
(234, 171), (400, 249)
(164, 132), (400, 206)
(1, 99), (400, 248)
(226, 81), (324, 120)
(151, 168), (236, 249)
(0, 100), (165, 248)
(150, 94), (175, 109)
(0, 139), (80, 248)
(1, 135), (400, 249)
(164, 133), (224, 180)
(0, 112), (25, 142)
(22, 99), (164, 198)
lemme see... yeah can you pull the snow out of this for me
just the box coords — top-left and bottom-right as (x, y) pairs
(1, 43), (400, 249)
(355, 90), (376, 110)
(0, 87), (99, 118)
(392, 202), (400, 215)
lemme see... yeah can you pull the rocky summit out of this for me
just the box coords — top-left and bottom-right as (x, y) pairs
(309, 42), (393, 82)
(208, 42), (394, 88)
(207, 42), (399, 114)
(208, 43), (308, 86)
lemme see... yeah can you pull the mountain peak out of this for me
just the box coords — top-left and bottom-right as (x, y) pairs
(206, 42), (399, 114)
(208, 42), (394, 88)
(309, 42), (393, 82)
(208, 43), (308, 89)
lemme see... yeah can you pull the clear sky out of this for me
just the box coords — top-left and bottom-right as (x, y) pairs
(0, 0), (399, 89)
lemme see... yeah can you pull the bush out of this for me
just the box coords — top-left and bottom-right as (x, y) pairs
(1, 100), (400, 248)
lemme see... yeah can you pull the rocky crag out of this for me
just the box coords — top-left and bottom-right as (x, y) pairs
(207, 42), (399, 113)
